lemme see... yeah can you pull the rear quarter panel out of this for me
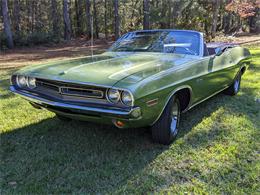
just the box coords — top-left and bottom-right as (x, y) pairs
(210, 46), (251, 88)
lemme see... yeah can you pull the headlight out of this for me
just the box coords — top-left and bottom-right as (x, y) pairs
(16, 75), (27, 88)
(27, 77), (36, 89)
(107, 88), (120, 103)
(121, 91), (133, 106)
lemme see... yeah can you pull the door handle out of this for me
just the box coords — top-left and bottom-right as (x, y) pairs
(196, 78), (203, 82)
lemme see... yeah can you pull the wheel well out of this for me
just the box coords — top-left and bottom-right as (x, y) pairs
(175, 88), (191, 112)
(241, 66), (246, 75)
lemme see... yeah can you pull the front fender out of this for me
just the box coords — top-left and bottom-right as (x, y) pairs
(131, 84), (192, 126)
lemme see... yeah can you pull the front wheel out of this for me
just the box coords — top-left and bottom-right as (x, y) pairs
(150, 95), (181, 145)
(224, 72), (241, 96)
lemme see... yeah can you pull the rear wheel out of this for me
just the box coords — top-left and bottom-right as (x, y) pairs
(151, 95), (181, 145)
(224, 72), (241, 96)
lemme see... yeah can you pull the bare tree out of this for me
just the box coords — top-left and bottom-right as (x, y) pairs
(255, 8), (260, 33)
(86, 0), (92, 38)
(211, 0), (221, 38)
(63, 0), (71, 40)
(13, 0), (20, 33)
(2, 0), (14, 48)
(143, 0), (150, 30)
(104, 0), (108, 39)
(93, 0), (99, 38)
(75, 0), (83, 36)
(114, 0), (119, 40)
(51, 0), (60, 36)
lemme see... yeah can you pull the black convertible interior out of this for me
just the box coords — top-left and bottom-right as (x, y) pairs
(205, 42), (237, 56)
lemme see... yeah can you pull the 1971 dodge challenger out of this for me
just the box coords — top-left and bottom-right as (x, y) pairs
(10, 30), (251, 144)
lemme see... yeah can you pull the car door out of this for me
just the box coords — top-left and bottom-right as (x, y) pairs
(190, 50), (234, 104)
(189, 56), (219, 104)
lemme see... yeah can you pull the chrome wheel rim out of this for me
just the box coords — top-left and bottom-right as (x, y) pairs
(170, 101), (179, 135)
(234, 79), (240, 92)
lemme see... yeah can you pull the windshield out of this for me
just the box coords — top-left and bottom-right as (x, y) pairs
(109, 31), (201, 56)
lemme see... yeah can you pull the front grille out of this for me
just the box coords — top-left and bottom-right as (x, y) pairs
(60, 87), (103, 98)
(35, 78), (107, 100)
(36, 80), (59, 91)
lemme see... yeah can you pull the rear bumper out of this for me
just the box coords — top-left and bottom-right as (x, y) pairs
(10, 86), (141, 121)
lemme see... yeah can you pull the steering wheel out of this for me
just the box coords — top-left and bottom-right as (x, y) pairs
(164, 46), (176, 53)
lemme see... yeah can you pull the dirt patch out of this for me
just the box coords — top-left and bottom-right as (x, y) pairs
(0, 39), (112, 69)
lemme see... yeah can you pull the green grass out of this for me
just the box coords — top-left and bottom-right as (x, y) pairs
(1, 49), (259, 194)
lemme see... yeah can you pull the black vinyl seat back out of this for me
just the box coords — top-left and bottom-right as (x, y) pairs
(208, 48), (216, 55)
(203, 43), (209, 56)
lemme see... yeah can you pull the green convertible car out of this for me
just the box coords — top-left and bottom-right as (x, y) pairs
(10, 30), (251, 144)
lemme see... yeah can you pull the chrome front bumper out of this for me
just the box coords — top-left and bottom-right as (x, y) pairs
(10, 86), (141, 119)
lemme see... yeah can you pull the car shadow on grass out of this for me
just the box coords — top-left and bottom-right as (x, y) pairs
(1, 115), (166, 193)
(0, 101), (216, 193)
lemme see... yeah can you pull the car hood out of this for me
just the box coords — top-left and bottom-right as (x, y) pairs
(17, 52), (195, 86)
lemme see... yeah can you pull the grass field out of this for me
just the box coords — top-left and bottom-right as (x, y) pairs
(0, 48), (259, 194)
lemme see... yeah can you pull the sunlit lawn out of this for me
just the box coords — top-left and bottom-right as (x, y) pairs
(0, 48), (259, 194)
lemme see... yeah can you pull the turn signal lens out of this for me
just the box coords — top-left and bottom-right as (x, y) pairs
(114, 120), (124, 128)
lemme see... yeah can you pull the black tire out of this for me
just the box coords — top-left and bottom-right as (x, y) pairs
(56, 114), (72, 121)
(151, 95), (181, 145)
(224, 72), (241, 96)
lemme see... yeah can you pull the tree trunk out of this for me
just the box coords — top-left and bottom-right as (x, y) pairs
(75, 0), (83, 36)
(167, 1), (172, 28)
(51, 0), (60, 37)
(63, 0), (71, 40)
(31, 0), (35, 33)
(75, 0), (80, 36)
(249, 7), (260, 33)
(130, 0), (138, 29)
(26, 0), (33, 33)
(114, 0), (119, 40)
(93, 0), (99, 38)
(255, 8), (260, 33)
(211, 0), (220, 38)
(13, 0), (20, 34)
(224, 13), (231, 33)
(86, 0), (92, 39)
(2, 0), (14, 48)
(160, 0), (167, 28)
(69, 0), (74, 37)
(34, 0), (41, 31)
(143, 0), (149, 30)
(104, 0), (108, 39)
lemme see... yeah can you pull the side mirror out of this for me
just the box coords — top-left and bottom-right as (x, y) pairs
(215, 48), (223, 56)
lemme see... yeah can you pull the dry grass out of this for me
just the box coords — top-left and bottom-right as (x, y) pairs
(212, 33), (260, 46)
